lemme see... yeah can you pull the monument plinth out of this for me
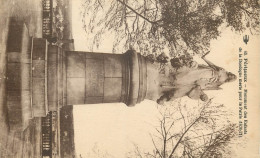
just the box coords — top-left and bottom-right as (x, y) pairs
(6, 37), (163, 130)
(38, 43), (162, 109)
(64, 50), (160, 106)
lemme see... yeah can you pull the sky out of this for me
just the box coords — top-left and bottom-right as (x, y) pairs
(71, 0), (260, 157)
(71, 0), (116, 53)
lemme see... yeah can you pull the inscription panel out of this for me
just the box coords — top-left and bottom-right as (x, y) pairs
(85, 58), (104, 97)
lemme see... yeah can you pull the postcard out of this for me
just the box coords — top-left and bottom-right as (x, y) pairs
(0, 0), (259, 158)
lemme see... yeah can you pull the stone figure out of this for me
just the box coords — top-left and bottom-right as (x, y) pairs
(156, 52), (237, 104)
(157, 85), (208, 104)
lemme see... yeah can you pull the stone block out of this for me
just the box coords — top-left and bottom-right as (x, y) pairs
(85, 96), (103, 104)
(21, 63), (31, 90)
(48, 101), (58, 111)
(103, 78), (122, 102)
(48, 45), (58, 62)
(121, 75), (127, 102)
(32, 60), (45, 78)
(63, 56), (67, 106)
(7, 52), (31, 63)
(85, 58), (104, 97)
(6, 18), (24, 52)
(7, 98), (22, 110)
(7, 52), (20, 63)
(21, 23), (31, 55)
(12, 133), (23, 156)
(21, 90), (32, 119)
(7, 89), (20, 98)
(20, 52), (31, 63)
(85, 52), (104, 59)
(47, 46), (61, 110)
(32, 78), (47, 117)
(48, 61), (57, 102)
(6, 85), (32, 131)
(57, 49), (64, 108)
(8, 108), (23, 125)
(6, 63), (21, 90)
(66, 52), (85, 78)
(67, 78), (85, 105)
(32, 38), (47, 60)
(104, 55), (123, 78)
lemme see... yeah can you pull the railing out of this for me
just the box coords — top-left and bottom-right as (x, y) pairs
(42, 0), (53, 39)
(42, 112), (53, 157)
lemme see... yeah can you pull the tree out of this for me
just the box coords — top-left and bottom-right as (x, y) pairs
(81, 0), (259, 56)
(127, 100), (239, 158)
(80, 144), (115, 158)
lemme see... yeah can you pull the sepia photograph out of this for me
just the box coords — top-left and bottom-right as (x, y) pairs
(0, 0), (260, 157)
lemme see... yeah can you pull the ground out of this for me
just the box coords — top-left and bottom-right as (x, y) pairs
(0, 0), (43, 157)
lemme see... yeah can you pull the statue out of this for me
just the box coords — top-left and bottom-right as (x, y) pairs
(154, 51), (237, 104)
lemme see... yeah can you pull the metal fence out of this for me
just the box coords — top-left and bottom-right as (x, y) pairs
(42, 112), (53, 157)
(42, 0), (53, 39)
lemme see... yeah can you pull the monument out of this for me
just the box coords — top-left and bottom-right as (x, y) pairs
(7, 37), (165, 120)
(6, 34), (237, 130)
(5, 34), (165, 157)
(3, 2), (236, 157)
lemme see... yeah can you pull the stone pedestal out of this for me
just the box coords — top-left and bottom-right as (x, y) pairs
(6, 19), (33, 131)
(64, 50), (160, 106)
(6, 35), (163, 130)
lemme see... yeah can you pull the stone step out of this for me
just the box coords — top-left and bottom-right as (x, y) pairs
(4, 132), (15, 157)
(6, 18), (33, 132)
(21, 118), (42, 158)
(48, 45), (63, 111)
(0, 119), (42, 158)
(6, 18), (25, 53)
(33, 118), (42, 157)
(12, 132), (23, 157)
(31, 38), (49, 117)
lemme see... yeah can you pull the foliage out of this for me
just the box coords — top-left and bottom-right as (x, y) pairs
(81, 0), (260, 56)
(128, 100), (239, 158)
(81, 144), (115, 158)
